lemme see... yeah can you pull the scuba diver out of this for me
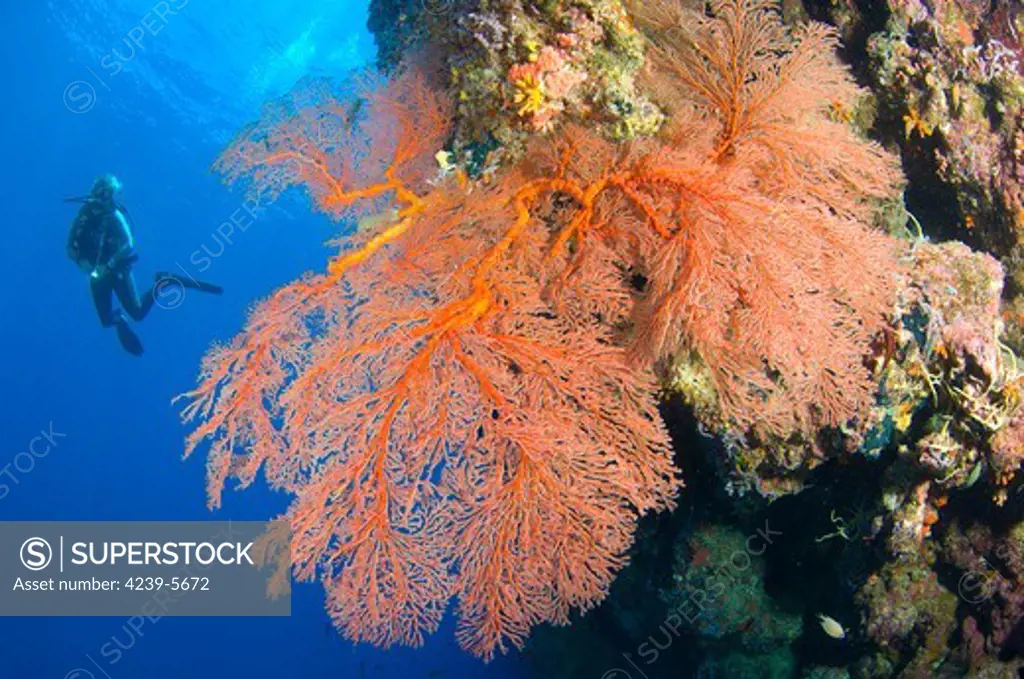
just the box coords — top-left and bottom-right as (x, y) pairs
(66, 174), (223, 356)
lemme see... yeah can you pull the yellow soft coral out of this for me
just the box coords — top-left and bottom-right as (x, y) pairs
(523, 38), (541, 63)
(513, 74), (545, 117)
(903, 103), (934, 139)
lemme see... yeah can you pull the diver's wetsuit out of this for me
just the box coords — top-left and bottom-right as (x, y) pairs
(68, 199), (150, 354)
(68, 194), (221, 356)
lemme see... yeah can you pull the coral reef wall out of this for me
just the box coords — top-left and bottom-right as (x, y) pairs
(821, 0), (1024, 331)
(369, 0), (665, 170)
(180, 0), (1024, 675)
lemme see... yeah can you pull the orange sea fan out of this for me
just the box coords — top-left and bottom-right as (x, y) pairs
(637, 0), (902, 208)
(621, 0), (904, 434)
(182, 68), (679, 659)
(213, 68), (450, 222)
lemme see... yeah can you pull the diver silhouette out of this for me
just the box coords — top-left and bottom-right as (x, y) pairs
(66, 174), (223, 356)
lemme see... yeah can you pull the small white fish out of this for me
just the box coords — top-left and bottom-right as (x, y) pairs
(817, 613), (846, 640)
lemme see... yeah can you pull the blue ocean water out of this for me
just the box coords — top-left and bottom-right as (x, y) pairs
(0, 2), (530, 677)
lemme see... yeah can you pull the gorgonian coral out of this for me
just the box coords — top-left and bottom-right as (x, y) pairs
(181, 0), (904, 658)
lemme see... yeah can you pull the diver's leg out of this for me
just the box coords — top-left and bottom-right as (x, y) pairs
(90, 275), (117, 327)
(96, 271), (144, 356)
(113, 267), (155, 322)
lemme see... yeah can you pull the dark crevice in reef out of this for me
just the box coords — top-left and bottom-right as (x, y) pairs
(767, 455), (890, 671)
(659, 395), (727, 523)
(527, 395), (901, 677)
(799, 0), (891, 81)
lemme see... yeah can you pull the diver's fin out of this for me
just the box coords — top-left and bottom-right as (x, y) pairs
(113, 313), (144, 356)
(154, 272), (223, 295)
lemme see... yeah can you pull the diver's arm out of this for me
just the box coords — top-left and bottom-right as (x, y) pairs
(90, 232), (108, 278)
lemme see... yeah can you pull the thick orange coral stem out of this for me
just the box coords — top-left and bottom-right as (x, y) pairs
(328, 213), (414, 278)
(326, 171), (427, 279)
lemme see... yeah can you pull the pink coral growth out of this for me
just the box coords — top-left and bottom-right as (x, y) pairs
(991, 411), (1024, 481)
(508, 46), (588, 129)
